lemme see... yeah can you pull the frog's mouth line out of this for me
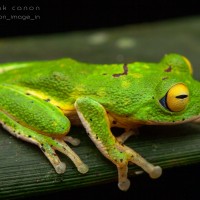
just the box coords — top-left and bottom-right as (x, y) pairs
(146, 115), (200, 126)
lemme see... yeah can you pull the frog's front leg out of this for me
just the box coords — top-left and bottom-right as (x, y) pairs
(75, 97), (162, 191)
(0, 85), (88, 174)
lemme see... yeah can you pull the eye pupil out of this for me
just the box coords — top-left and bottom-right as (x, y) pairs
(175, 94), (188, 99)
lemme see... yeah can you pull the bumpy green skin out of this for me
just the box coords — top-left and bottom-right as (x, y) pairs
(0, 54), (199, 191)
(0, 54), (198, 123)
(0, 85), (69, 134)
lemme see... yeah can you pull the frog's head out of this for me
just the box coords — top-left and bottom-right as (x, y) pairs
(137, 54), (200, 125)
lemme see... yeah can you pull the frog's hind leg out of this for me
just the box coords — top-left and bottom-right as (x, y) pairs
(64, 136), (80, 146)
(0, 85), (88, 174)
(75, 97), (162, 191)
(116, 129), (138, 144)
(0, 111), (88, 174)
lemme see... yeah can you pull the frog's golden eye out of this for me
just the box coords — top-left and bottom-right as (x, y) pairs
(159, 83), (189, 112)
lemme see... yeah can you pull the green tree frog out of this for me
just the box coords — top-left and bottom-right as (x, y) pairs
(0, 53), (199, 191)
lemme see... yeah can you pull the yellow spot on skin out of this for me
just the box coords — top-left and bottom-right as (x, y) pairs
(121, 81), (130, 88)
(182, 56), (193, 74)
(26, 90), (74, 111)
(97, 88), (107, 97)
(186, 80), (191, 84)
(26, 90), (49, 100)
(132, 73), (143, 78)
(124, 97), (132, 106)
(143, 64), (150, 69)
(76, 85), (86, 92)
(71, 85), (86, 99)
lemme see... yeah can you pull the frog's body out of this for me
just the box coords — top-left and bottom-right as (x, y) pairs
(0, 54), (199, 191)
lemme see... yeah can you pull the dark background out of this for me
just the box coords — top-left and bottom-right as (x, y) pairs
(0, 0), (200, 38)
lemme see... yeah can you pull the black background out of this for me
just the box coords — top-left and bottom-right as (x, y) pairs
(0, 0), (200, 37)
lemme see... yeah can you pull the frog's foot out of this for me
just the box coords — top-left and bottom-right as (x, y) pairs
(40, 137), (88, 174)
(40, 142), (66, 174)
(114, 144), (162, 191)
(116, 129), (138, 144)
(0, 111), (89, 175)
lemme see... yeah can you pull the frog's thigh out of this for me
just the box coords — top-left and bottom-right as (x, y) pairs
(75, 97), (162, 191)
(0, 86), (88, 174)
(0, 85), (71, 135)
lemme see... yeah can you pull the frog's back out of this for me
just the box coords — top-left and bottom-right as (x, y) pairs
(0, 58), (128, 83)
(0, 57), (164, 104)
(0, 58), (86, 82)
